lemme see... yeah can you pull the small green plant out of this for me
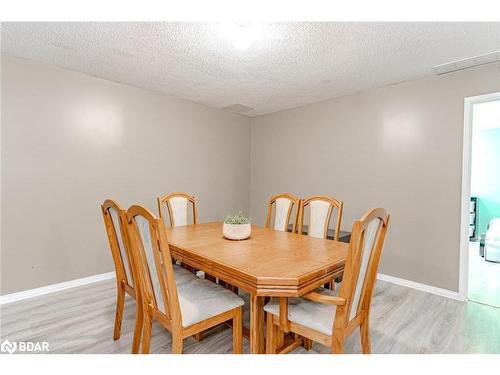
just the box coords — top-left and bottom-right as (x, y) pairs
(224, 211), (251, 225)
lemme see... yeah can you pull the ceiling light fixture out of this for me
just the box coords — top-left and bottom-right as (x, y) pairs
(225, 23), (261, 51)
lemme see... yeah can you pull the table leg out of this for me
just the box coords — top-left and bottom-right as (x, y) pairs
(250, 294), (265, 354)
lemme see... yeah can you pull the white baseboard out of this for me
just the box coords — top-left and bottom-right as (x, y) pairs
(0, 272), (116, 305)
(377, 273), (464, 301)
(0, 270), (464, 305)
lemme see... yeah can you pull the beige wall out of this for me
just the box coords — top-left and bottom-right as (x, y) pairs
(1, 55), (251, 294)
(3, 54), (500, 296)
(250, 62), (500, 292)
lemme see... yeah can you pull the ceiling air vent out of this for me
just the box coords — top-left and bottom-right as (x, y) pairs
(221, 104), (254, 114)
(433, 51), (500, 75)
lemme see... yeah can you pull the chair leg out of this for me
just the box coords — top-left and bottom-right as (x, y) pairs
(172, 334), (184, 354)
(266, 313), (277, 354)
(227, 284), (239, 294)
(113, 287), (125, 340)
(330, 280), (336, 291)
(360, 318), (371, 354)
(233, 308), (243, 354)
(331, 334), (344, 354)
(324, 280), (336, 291)
(131, 300), (143, 354)
(141, 314), (152, 354)
(276, 327), (284, 349)
(205, 274), (217, 283)
(302, 337), (313, 350)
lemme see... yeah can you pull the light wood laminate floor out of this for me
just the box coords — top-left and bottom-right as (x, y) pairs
(1, 278), (500, 354)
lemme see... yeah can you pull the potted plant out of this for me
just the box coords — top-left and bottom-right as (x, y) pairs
(223, 212), (251, 240)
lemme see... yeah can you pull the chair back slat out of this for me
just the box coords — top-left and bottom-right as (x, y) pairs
(109, 208), (134, 286)
(126, 205), (182, 327)
(337, 208), (390, 325)
(136, 216), (167, 314)
(298, 195), (343, 240)
(169, 197), (188, 226)
(158, 192), (197, 227)
(348, 218), (381, 320)
(265, 193), (300, 233)
(308, 200), (333, 238)
(101, 199), (134, 290)
(274, 198), (292, 231)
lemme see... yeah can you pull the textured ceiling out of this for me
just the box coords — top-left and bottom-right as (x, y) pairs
(2, 22), (499, 116)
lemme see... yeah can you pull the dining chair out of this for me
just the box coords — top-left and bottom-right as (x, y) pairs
(265, 193), (301, 233)
(158, 191), (236, 341)
(125, 204), (244, 354)
(297, 195), (344, 298)
(157, 192), (203, 273)
(101, 199), (142, 353)
(297, 195), (343, 240)
(264, 207), (390, 354)
(158, 190), (218, 276)
(157, 192), (197, 228)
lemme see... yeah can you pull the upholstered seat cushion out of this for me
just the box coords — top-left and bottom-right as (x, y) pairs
(173, 264), (199, 285)
(168, 265), (244, 327)
(263, 287), (337, 335)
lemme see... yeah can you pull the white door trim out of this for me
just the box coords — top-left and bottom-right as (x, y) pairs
(459, 91), (500, 301)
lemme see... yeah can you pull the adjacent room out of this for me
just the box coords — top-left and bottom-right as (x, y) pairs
(1, 20), (500, 357)
(468, 97), (500, 308)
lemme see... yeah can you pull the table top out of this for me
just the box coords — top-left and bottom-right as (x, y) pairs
(166, 222), (349, 296)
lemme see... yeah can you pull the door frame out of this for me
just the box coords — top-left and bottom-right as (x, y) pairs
(459, 91), (500, 301)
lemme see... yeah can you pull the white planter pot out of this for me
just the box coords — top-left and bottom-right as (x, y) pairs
(223, 223), (251, 240)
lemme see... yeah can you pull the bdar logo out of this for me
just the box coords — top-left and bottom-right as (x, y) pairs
(0, 339), (49, 353)
(1, 339), (17, 354)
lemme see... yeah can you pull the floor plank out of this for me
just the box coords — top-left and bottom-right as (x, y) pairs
(1, 279), (499, 354)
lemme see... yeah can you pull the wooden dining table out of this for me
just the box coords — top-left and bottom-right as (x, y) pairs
(165, 222), (349, 354)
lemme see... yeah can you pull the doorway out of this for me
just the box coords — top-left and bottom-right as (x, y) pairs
(460, 92), (500, 308)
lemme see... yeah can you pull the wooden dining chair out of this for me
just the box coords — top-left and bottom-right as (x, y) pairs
(264, 207), (390, 354)
(297, 195), (344, 298)
(125, 204), (244, 354)
(158, 192), (197, 228)
(158, 191), (218, 277)
(265, 193), (301, 233)
(157, 192), (202, 273)
(297, 195), (343, 240)
(100, 199), (142, 353)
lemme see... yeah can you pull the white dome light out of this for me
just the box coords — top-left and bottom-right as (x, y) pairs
(224, 23), (261, 51)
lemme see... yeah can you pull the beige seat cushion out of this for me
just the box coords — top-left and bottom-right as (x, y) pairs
(173, 264), (199, 285)
(171, 265), (244, 327)
(263, 287), (337, 335)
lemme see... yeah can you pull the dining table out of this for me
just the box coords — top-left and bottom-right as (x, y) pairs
(165, 221), (349, 354)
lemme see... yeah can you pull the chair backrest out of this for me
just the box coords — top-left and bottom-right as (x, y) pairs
(336, 208), (390, 328)
(158, 192), (197, 227)
(125, 204), (183, 329)
(265, 193), (301, 233)
(101, 199), (135, 292)
(297, 195), (343, 240)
